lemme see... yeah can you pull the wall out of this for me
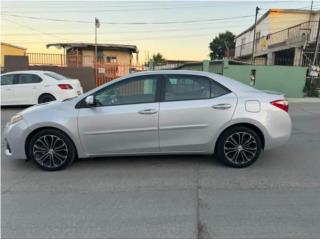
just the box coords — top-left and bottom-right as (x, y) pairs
(1, 43), (27, 68)
(175, 60), (307, 98)
(223, 64), (307, 97)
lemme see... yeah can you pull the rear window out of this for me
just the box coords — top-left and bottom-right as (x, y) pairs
(44, 72), (68, 80)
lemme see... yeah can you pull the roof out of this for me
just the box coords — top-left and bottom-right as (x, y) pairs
(46, 43), (138, 53)
(236, 9), (320, 38)
(0, 42), (27, 50)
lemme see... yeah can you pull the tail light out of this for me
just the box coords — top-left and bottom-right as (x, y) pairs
(271, 99), (289, 112)
(58, 84), (73, 90)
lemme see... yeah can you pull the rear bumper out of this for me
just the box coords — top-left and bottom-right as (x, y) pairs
(263, 112), (292, 150)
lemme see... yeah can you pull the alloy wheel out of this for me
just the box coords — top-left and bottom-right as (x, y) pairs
(32, 135), (69, 168)
(223, 131), (258, 165)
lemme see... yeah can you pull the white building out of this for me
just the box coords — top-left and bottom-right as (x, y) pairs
(234, 9), (320, 66)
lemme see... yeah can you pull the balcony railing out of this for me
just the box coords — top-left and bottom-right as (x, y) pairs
(235, 21), (319, 58)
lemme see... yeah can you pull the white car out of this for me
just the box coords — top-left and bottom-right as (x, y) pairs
(0, 70), (83, 105)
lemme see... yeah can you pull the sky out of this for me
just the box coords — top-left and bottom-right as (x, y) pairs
(1, 0), (320, 62)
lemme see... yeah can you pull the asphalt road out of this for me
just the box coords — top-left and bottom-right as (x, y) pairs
(1, 102), (320, 238)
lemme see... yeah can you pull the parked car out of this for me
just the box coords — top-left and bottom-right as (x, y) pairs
(0, 70), (83, 105)
(4, 70), (291, 171)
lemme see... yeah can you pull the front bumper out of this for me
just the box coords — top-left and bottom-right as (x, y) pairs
(4, 120), (30, 159)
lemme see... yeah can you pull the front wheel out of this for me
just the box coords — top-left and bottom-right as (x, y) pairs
(216, 126), (262, 168)
(27, 129), (76, 171)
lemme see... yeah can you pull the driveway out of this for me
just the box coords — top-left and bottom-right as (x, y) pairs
(1, 102), (320, 238)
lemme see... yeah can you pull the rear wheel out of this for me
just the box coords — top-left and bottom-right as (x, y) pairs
(27, 129), (76, 171)
(38, 94), (56, 104)
(216, 126), (262, 168)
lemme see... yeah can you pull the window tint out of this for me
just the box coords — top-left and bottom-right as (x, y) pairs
(165, 75), (230, 101)
(16, 74), (42, 84)
(44, 72), (68, 80)
(165, 75), (211, 101)
(1, 74), (14, 85)
(94, 76), (158, 106)
(210, 80), (231, 98)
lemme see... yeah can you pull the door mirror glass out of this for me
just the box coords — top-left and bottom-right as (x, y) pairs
(85, 95), (95, 106)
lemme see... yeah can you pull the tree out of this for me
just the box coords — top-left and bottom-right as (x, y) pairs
(209, 31), (235, 60)
(152, 53), (166, 65)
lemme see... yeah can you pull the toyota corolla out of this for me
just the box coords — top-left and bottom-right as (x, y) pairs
(4, 70), (291, 171)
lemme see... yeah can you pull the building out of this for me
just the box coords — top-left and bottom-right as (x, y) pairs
(1, 42), (27, 70)
(234, 9), (320, 66)
(46, 43), (138, 67)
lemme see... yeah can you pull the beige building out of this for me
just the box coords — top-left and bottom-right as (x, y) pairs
(1, 42), (27, 70)
(234, 9), (320, 66)
(47, 43), (138, 67)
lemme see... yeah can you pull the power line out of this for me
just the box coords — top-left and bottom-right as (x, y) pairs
(1, 13), (255, 25)
(4, 18), (70, 42)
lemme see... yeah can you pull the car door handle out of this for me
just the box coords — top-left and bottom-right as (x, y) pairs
(138, 109), (158, 115)
(212, 103), (232, 110)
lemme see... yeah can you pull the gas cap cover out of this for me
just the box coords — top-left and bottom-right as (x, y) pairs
(245, 100), (261, 113)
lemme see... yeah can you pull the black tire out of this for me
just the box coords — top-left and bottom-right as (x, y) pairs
(216, 126), (262, 168)
(27, 129), (76, 171)
(38, 94), (56, 104)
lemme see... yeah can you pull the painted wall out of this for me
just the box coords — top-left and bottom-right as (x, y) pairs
(177, 61), (307, 97)
(1, 43), (26, 68)
(223, 64), (307, 97)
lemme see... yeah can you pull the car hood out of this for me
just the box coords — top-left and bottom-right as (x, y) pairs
(19, 100), (75, 117)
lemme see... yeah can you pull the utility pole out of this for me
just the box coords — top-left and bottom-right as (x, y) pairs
(95, 17), (100, 82)
(312, 17), (320, 66)
(251, 6), (260, 65)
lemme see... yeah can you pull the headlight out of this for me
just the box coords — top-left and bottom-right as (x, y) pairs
(10, 114), (23, 125)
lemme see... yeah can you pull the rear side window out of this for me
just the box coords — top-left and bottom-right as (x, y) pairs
(164, 75), (230, 101)
(1, 74), (14, 85)
(44, 72), (68, 80)
(16, 74), (42, 84)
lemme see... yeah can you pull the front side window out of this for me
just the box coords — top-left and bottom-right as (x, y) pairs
(1, 74), (14, 85)
(165, 75), (211, 101)
(94, 76), (158, 106)
(16, 74), (42, 84)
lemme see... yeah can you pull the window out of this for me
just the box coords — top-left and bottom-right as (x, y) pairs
(44, 72), (68, 80)
(105, 56), (117, 63)
(16, 74), (42, 84)
(1, 74), (14, 85)
(210, 80), (231, 98)
(164, 75), (230, 101)
(94, 76), (158, 106)
(165, 75), (211, 101)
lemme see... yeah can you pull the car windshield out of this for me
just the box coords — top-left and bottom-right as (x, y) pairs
(44, 72), (68, 80)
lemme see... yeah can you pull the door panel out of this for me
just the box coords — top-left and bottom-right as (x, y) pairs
(159, 74), (237, 153)
(78, 103), (159, 155)
(0, 74), (15, 105)
(14, 74), (43, 104)
(159, 94), (237, 153)
(77, 74), (161, 155)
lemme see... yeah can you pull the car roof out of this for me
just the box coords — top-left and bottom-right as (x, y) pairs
(1, 70), (53, 75)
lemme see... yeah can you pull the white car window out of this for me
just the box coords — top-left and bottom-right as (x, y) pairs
(1, 74), (15, 85)
(44, 72), (68, 80)
(16, 74), (42, 84)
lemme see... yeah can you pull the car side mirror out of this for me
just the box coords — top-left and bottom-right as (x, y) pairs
(85, 95), (95, 107)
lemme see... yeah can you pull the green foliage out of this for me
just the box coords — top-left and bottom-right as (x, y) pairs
(209, 31), (235, 60)
(152, 53), (166, 65)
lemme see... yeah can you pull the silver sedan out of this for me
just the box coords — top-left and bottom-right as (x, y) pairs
(4, 70), (291, 171)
